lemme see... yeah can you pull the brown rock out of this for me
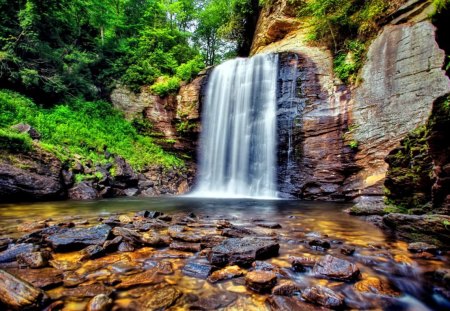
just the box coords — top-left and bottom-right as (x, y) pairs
(182, 262), (215, 279)
(208, 237), (280, 267)
(256, 222), (282, 229)
(0, 243), (36, 263)
(272, 280), (302, 296)
(0, 269), (47, 310)
(115, 269), (164, 289)
(187, 291), (238, 309)
(169, 241), (201, 252)
(118, 241), (135, 252)
(103, 236), (123, 252)
(5, 267), (63, 289)
(290, 256), (317, 272)
(50, 283), (112, 300)
(119, 215), (132, 224)
(252, 261), (282, 273)
(245, 270), (277, 293)
(302, 286), (344, 308)
(138, 285), (182, 310)
(407, 242), (439, 254)
(17, 252), (48, 268)
(87, 294), (113, 311)
(207, 265), (244, 283)
(266, 295), (327, 311)
(313, 255), (360, 281)
(354, 276), (400, 297)
(17, 222), (46, 233)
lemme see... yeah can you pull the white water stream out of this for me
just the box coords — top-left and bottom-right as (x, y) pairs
(191, 54), (278, 198)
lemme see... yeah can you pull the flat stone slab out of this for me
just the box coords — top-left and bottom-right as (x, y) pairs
(313, 255), (360, 281)
(208, 237), (280, 266)
(46, 225), (111, 251)
(0, 243), (36, 263)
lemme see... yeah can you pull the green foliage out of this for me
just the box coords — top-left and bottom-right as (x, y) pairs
(0, 128), (33, 152)
(0, 89), (182, 170)
(150, 76), (182, 96)
(432, 0), (450, 15)
(348, 140), (358, 150)
(175, 56), (206, 81)
(298, 0), (398, 84)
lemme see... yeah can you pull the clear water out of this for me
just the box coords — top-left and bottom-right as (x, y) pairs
(0, 198), (449, 310)
(192, 54), (278, 198)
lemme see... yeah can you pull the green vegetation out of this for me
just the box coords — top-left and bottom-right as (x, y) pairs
(0, 0), (256, 103)
(0, 128), (33, 153)
(298, 0), (401, 83)
(0, 89), (182, 170)
(432, 0), (450, 15)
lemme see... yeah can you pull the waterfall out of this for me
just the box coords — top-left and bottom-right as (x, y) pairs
(191, 54), (278, 198)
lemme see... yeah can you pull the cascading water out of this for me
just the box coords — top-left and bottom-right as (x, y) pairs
(191, 54), (278, 198)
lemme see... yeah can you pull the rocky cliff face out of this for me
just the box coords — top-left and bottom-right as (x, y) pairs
(111, 70), (209, 156)
(253, 0), (450, 206)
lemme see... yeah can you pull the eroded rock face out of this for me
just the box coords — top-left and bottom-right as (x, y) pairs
(0, 148), (66, 202)
(347, 21), (450, 200)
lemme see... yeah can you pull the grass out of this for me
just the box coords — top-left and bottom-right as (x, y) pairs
(0, 89), (183, 171)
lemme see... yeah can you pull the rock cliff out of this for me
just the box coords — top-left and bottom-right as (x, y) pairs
(252, 0), (450, 207)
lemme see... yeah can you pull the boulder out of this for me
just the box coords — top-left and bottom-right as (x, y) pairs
(182, 262), (216, 279)
(138, 285), (182, 310)
(313, 255), (360, 281)
(289, 256), (316, 272)
(46, 224), (111, 251)
(0, 269), (47, 310)
(272, 280), (302, 296)
(11, 123), (41, 140)
(68, 182), (98, 200)
(0, 243), (36, 263)
(407, 242), (439, 254)
(208, 237), (280, 266)
(207, 265), (244, 283)
(245, 270), (277, 293)
(87, 294), (112, 311)
(302, 286), (344, 308)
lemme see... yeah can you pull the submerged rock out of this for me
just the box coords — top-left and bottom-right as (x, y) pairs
(207, 265), (244, 283)
(46, 224), (111, 251)
(245, 270), (277, 293)
(0, 243), (36, 263)
(302, 286), (344, 308)
(407, 242), (438, 254)
(0, 269), (47, 310)
(115, 269), (163, 289)
(208, 237), (280, 266)
(87, 294), (112, 311)
(182, 262), (216, 279)
(138, 285), (182, 310)
(313, 255), (360, 281)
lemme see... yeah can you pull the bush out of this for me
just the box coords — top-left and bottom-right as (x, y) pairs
(176, 56), (206, 82)
(0, 89), (183, 170)
(150, 76), (181, 96)
(0, 129), (33, 152)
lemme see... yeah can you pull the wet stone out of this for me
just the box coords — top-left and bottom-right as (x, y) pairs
(102, 236), (123, 252)
(169, 241), (201, 252)
(201, 235), (226, 249)
(119, 215), (132, 224)
(17, 251), (48, 268)
(80, 245), (104, 260)
(138, 285), (182, 310)
(63, 271), (85, 287)
(0, 238), (14, 252)
(313, 255), (360, 281)
(115, 268), (164, 289)
(112, 227), (142, 246)
(207, 265), (245, 283)
(252, 261), (282, 274)
(256, 222), (282, 229)
(302, 286), (344, 308)
(0, 243), (36, 263)
(188, 291), (238, 309)
(87, 294), (112, 311)
(341, 246), (356, 256)
(354, 276), (400, 296)
(245, 270), (277, 293)
(183, 262), (216, 279)
(272, 280), (303, 296)
(208, 237), (280, 267)
(17, 222), (46, 233)
(0, 269), (47, 310)
(49, 259), (81, 271)
(308, 239), (331, 250)
(5, 267), (63, 289)
(407, 242), (439, 254)
(266, 295), (328, 311)
(290, 256), (316, 272)
(46, 224), (111, 251)
(118, 241), (135, 252)
(221, 226), (255, 238)
(143, 260), (173, 274)
(50, 283), (113, 300)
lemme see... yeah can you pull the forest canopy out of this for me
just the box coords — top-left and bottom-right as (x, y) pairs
(0, 0), (259, 104)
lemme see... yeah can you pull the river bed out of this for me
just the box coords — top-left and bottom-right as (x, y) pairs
(0, 198), (449, 310)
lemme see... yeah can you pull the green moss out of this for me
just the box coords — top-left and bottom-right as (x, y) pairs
(0, 129), (33, 153)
